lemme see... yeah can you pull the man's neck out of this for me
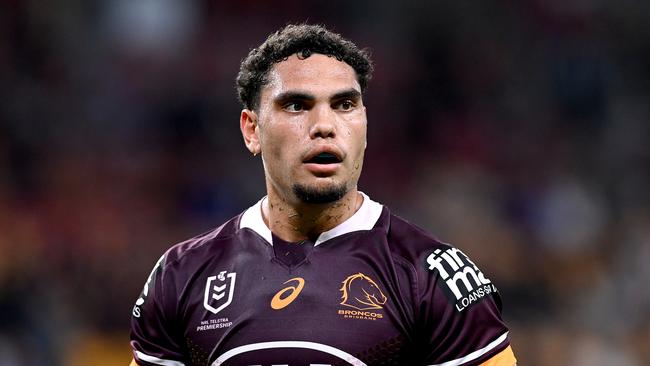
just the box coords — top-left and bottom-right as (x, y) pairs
(262, 188), (363, 243)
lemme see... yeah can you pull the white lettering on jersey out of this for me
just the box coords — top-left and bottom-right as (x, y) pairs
(133, 254), (166, 318)
(427, 247), (494, 312)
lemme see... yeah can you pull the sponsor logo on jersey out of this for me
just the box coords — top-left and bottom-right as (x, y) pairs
(337, 273), (387, 320)
(426, 247), (496, 312)
(271, 277), (305, 310)
(132, 253), (165, 318)
(204, 270), (236, 314)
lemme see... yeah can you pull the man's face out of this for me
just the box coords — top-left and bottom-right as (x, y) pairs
(251, 53), (367, 204)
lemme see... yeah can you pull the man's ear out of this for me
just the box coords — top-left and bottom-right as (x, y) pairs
(240, 109), (261, 156)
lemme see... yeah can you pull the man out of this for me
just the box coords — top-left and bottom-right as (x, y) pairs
(130, 24), (517, 366)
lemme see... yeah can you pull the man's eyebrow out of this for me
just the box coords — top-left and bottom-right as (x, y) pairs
(273, 91), (315, 103)
(331, 89), (362, 101)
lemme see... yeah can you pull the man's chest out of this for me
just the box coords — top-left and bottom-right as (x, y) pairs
(179, 241), (415, 365)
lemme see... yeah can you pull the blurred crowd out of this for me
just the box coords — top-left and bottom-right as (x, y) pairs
(1, 1), (648, 365)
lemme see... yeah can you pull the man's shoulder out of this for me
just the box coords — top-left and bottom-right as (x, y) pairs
(161, 213), (244, 269)
(382, 208), (450, 265)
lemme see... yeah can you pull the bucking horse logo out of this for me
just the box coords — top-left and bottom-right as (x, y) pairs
(340, 273), (388, 310)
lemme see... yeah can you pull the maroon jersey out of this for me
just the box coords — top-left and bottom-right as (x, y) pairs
(130, 193), (515, 366)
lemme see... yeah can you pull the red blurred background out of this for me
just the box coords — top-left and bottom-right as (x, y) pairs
(0, 1), (648, 365)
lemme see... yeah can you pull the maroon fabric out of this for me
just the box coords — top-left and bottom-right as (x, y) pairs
(130, 206), (511, 366)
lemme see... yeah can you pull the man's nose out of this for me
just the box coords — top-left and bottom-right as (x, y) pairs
(308, 105), (336, 139)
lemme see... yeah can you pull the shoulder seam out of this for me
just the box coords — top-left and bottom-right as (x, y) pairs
(161, 215), (245, 270)
(390, 253), (420, 320)
(385, 213), (421, 321)
(163, 232), (238, 270)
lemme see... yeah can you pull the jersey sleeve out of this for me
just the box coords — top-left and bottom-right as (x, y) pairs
(416, 244), (517, 366)
(130, 253), (186, 366)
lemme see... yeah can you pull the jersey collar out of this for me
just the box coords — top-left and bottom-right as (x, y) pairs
(239, 192), (383, 246)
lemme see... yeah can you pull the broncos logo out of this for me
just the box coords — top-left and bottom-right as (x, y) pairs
(339, 273), (388, 310)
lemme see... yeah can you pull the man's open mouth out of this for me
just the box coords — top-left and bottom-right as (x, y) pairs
(305, 152), (342, 165)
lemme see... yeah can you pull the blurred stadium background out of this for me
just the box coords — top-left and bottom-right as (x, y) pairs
(1, 1), (649, 365)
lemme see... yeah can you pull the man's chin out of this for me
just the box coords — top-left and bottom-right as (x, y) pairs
(292, 183), (347, 204)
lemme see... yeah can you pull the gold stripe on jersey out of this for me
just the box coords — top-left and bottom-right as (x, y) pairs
(479, 346), (516, 366)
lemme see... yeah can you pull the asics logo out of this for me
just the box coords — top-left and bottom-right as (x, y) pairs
(271, 277), (305, 310)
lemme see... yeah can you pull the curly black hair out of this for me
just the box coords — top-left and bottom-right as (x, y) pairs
(236, 23), (374, 111)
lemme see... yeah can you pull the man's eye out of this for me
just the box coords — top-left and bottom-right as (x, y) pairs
(283, 102), (304, 112)
(336, 100), (355, 111)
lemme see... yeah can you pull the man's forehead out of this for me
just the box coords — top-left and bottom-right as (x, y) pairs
(264, 54), (361, 95)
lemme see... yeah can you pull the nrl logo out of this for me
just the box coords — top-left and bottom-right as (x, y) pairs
(339, 273), (387, 310)
(204, 271), (236, 314)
